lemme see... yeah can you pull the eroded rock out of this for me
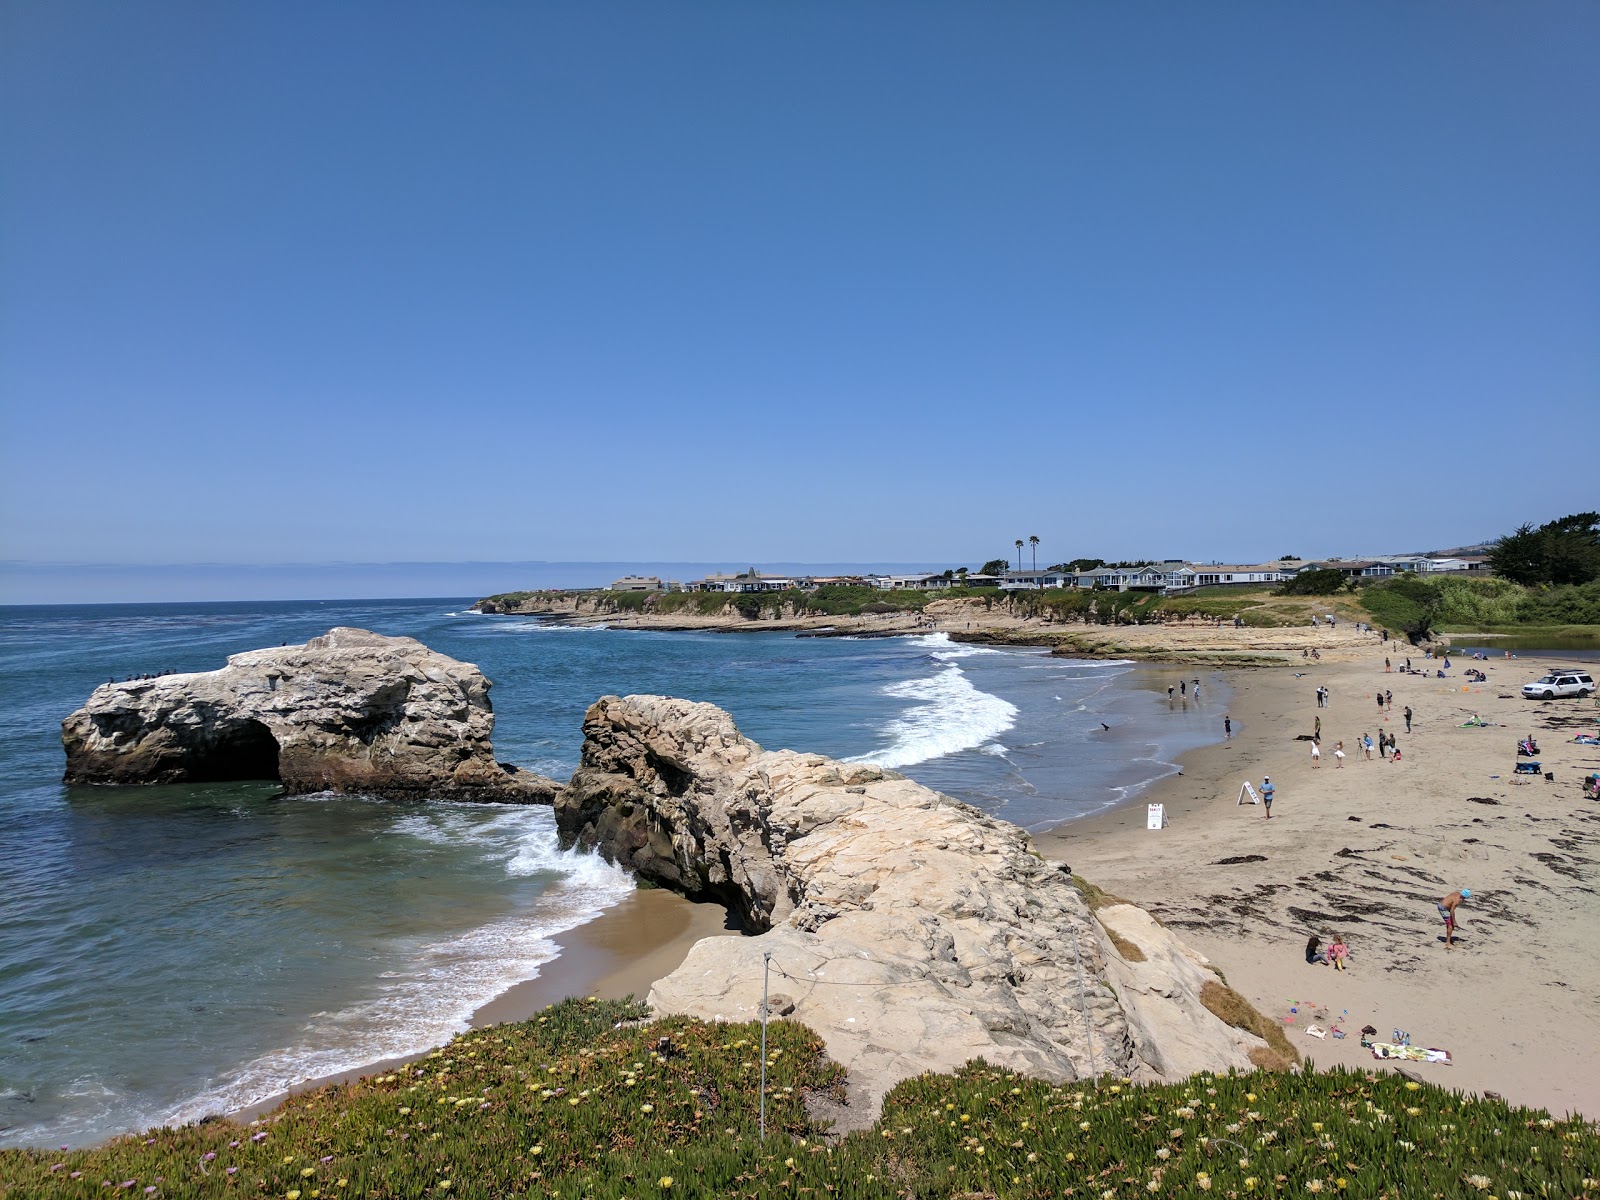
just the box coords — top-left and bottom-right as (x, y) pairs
(556, 694), (1265, 1115)
(62, 627), (555, 803)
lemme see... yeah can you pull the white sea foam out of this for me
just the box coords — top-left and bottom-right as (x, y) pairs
(847, 664), (1018, 769)
(906, 631), (1002, 660)
(160, 813), (632, 1130)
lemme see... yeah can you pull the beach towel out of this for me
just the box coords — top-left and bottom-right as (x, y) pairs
(1370, 1042), (1451, 1065)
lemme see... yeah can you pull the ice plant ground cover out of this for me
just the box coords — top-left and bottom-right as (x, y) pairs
(2, 999), (1595, 1199)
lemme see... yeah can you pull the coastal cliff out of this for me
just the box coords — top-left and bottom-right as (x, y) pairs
(555, 694), (1272, 1114)
(61, 627), (556, 803)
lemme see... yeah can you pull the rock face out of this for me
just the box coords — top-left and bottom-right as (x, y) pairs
(556, 695), (1266, 1114)
(62, 628), (555, 803)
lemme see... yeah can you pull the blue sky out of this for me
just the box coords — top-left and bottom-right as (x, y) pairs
(2, 2), (1596, 600)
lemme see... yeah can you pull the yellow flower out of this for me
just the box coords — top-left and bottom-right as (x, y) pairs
(658, 1177), (674, 1189)
(1245, 1178), (1258, 1191)
(439, 1184), (451, 1192)
(302, 1168), (316, 1177)
(1246, 1092), (1257, 1102)
(1404, 1082), (1421, 1091)
(1065, 1152), (1076, 1162)
(641, 1103), (655, 1113)
(337, 1182), (348, 1189)
(284, 1157), (297, 1165)
(960, 1114), (971, 1123)
(287, 1193), (301, 1200)
(1311, 1122), (1324, 1132)
(531, 1145), (542, 1155)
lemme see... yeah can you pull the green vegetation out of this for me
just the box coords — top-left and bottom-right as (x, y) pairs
(1489, 512), (1600, 587)
(1358, 574), (1600, 639)
(1275, 569), (1349, 596)
(6, 998), (1595, 1200)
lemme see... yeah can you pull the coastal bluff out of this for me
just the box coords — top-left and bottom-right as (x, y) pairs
(61, 627), (555, 803)
(556, 694), (1271, 1114)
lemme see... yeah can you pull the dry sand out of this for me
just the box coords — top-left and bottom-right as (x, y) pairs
(1038, 637), (1600, 1117)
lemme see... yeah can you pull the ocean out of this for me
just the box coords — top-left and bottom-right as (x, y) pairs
(0, 598), (1226, 1149)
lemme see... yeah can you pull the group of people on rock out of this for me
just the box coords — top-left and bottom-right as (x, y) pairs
(108, 669), (180, 683)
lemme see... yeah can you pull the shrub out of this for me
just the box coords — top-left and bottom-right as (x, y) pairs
(1276, 568), (1347, 596)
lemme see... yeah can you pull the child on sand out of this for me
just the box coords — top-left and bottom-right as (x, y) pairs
(1334, 741), (1345, 767)
(1327, 935), (1349, 970)
(1310, 739), (1321, 767)
(1305, 935), (1328, 966)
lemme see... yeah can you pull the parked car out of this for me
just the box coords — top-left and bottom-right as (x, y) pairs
(1521, 669), (1595, 700)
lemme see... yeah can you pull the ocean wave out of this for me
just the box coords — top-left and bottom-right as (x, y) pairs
(904, 631), (1003, 660)
(160, 825), (632, 1131)
(847, 664), (1018, 770)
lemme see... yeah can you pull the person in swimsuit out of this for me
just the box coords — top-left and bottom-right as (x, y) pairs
(1437, 889), (1470, 950)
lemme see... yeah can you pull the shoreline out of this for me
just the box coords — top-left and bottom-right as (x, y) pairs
(224, 888), (736, 1128)
(213, 626), (1597, 1134)
(1037, 639), (1600, 1117)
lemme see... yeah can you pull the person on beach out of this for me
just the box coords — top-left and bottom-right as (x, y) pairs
(1388, 736), (1401, 762)
(1261, 776), (1274, 818)
(1328, 935), (1349, 971)
(1224, 715), (1232, 739)
(1437, 889), (1470, 949)
(1305, 935), (1328, 966)
(1168, 685), (1175, 701)
(1334, 740), (1345, 767)
(1385, 689), (1393, 709)
(1314, 714), (1322, 742)
(1385, 656), (1391, 672)
(1192, 678), (1201, 700)
(1310, 738), (1321, 767)
(1377, 693), (1385, 712)
(1362, 732), (1374, 760)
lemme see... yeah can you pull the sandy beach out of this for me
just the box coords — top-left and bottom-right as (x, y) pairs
(229, 622), (1599, 1131)
(1038, 637), (1600, 1117)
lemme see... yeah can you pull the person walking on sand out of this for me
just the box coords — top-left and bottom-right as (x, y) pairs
(1385, 689), (1393, 709)
(1224, 715), (1232, 739)
(1437, 889), (1470, 950)
(1334, 740), (1345, 768)
(1261, 776), (1274, 819)
(1310, 738), (1321, 767)
(1404, 705), (1413, 734)
(1314, 714), (1322, 742)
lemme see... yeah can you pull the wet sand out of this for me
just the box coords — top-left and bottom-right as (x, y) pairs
(1038, 638), (1600, 1117)
(227, 887), (736, 1125)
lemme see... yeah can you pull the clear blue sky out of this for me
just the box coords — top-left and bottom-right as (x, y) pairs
(3, 2), (1596, 597)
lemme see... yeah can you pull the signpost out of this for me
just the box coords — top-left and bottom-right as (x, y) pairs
(1147, 802), (1167, 829)
(1238, 781), (1260, 806)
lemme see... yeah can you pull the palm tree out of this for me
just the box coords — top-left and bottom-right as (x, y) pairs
(1029, 535), (1040, 572)
(1014, 539), (1024, 571)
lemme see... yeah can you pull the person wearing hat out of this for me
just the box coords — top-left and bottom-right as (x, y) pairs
(1260, 776), (1274, 819)
(1437, 889), (1471, 949)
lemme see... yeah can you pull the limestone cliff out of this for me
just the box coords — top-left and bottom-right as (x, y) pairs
(555, 695), (1267, 1114)
(62, 627), (555, 803)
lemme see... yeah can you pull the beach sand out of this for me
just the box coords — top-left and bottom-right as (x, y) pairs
(1037, 638), (1600, 1117)
(227, 887), (735, 1125)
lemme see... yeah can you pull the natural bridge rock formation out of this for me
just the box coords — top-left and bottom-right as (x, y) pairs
(556, 694), (1267, 1114)
(62, 628), (555, 803)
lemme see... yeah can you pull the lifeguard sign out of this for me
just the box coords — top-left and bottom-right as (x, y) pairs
(1147, 803), (1167, 829)
(1238, 781), (1260, 806)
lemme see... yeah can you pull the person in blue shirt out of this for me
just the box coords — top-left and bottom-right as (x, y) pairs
(1261, 776), (1275, 818)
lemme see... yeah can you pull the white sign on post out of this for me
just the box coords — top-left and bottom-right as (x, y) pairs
(1147, 803), (1167, 829)
(1238, 781), (1260, 806)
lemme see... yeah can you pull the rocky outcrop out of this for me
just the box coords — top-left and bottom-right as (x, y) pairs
(556, 695), (1267, 1115)
(62, 628), (555, 803)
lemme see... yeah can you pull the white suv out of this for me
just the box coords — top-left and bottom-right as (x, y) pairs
(1521, 670), (1595, 700)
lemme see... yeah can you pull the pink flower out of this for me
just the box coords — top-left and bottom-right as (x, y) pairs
(51, 1164), (65, 1172)
(226, 1167), (239, 1175)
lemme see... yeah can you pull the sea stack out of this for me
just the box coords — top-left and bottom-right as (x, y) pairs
(61, 627), (555, 803)
(557, 694), (1272, 1115)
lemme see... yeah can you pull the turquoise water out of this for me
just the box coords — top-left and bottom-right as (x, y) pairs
(0, 598), (1226, 1148)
